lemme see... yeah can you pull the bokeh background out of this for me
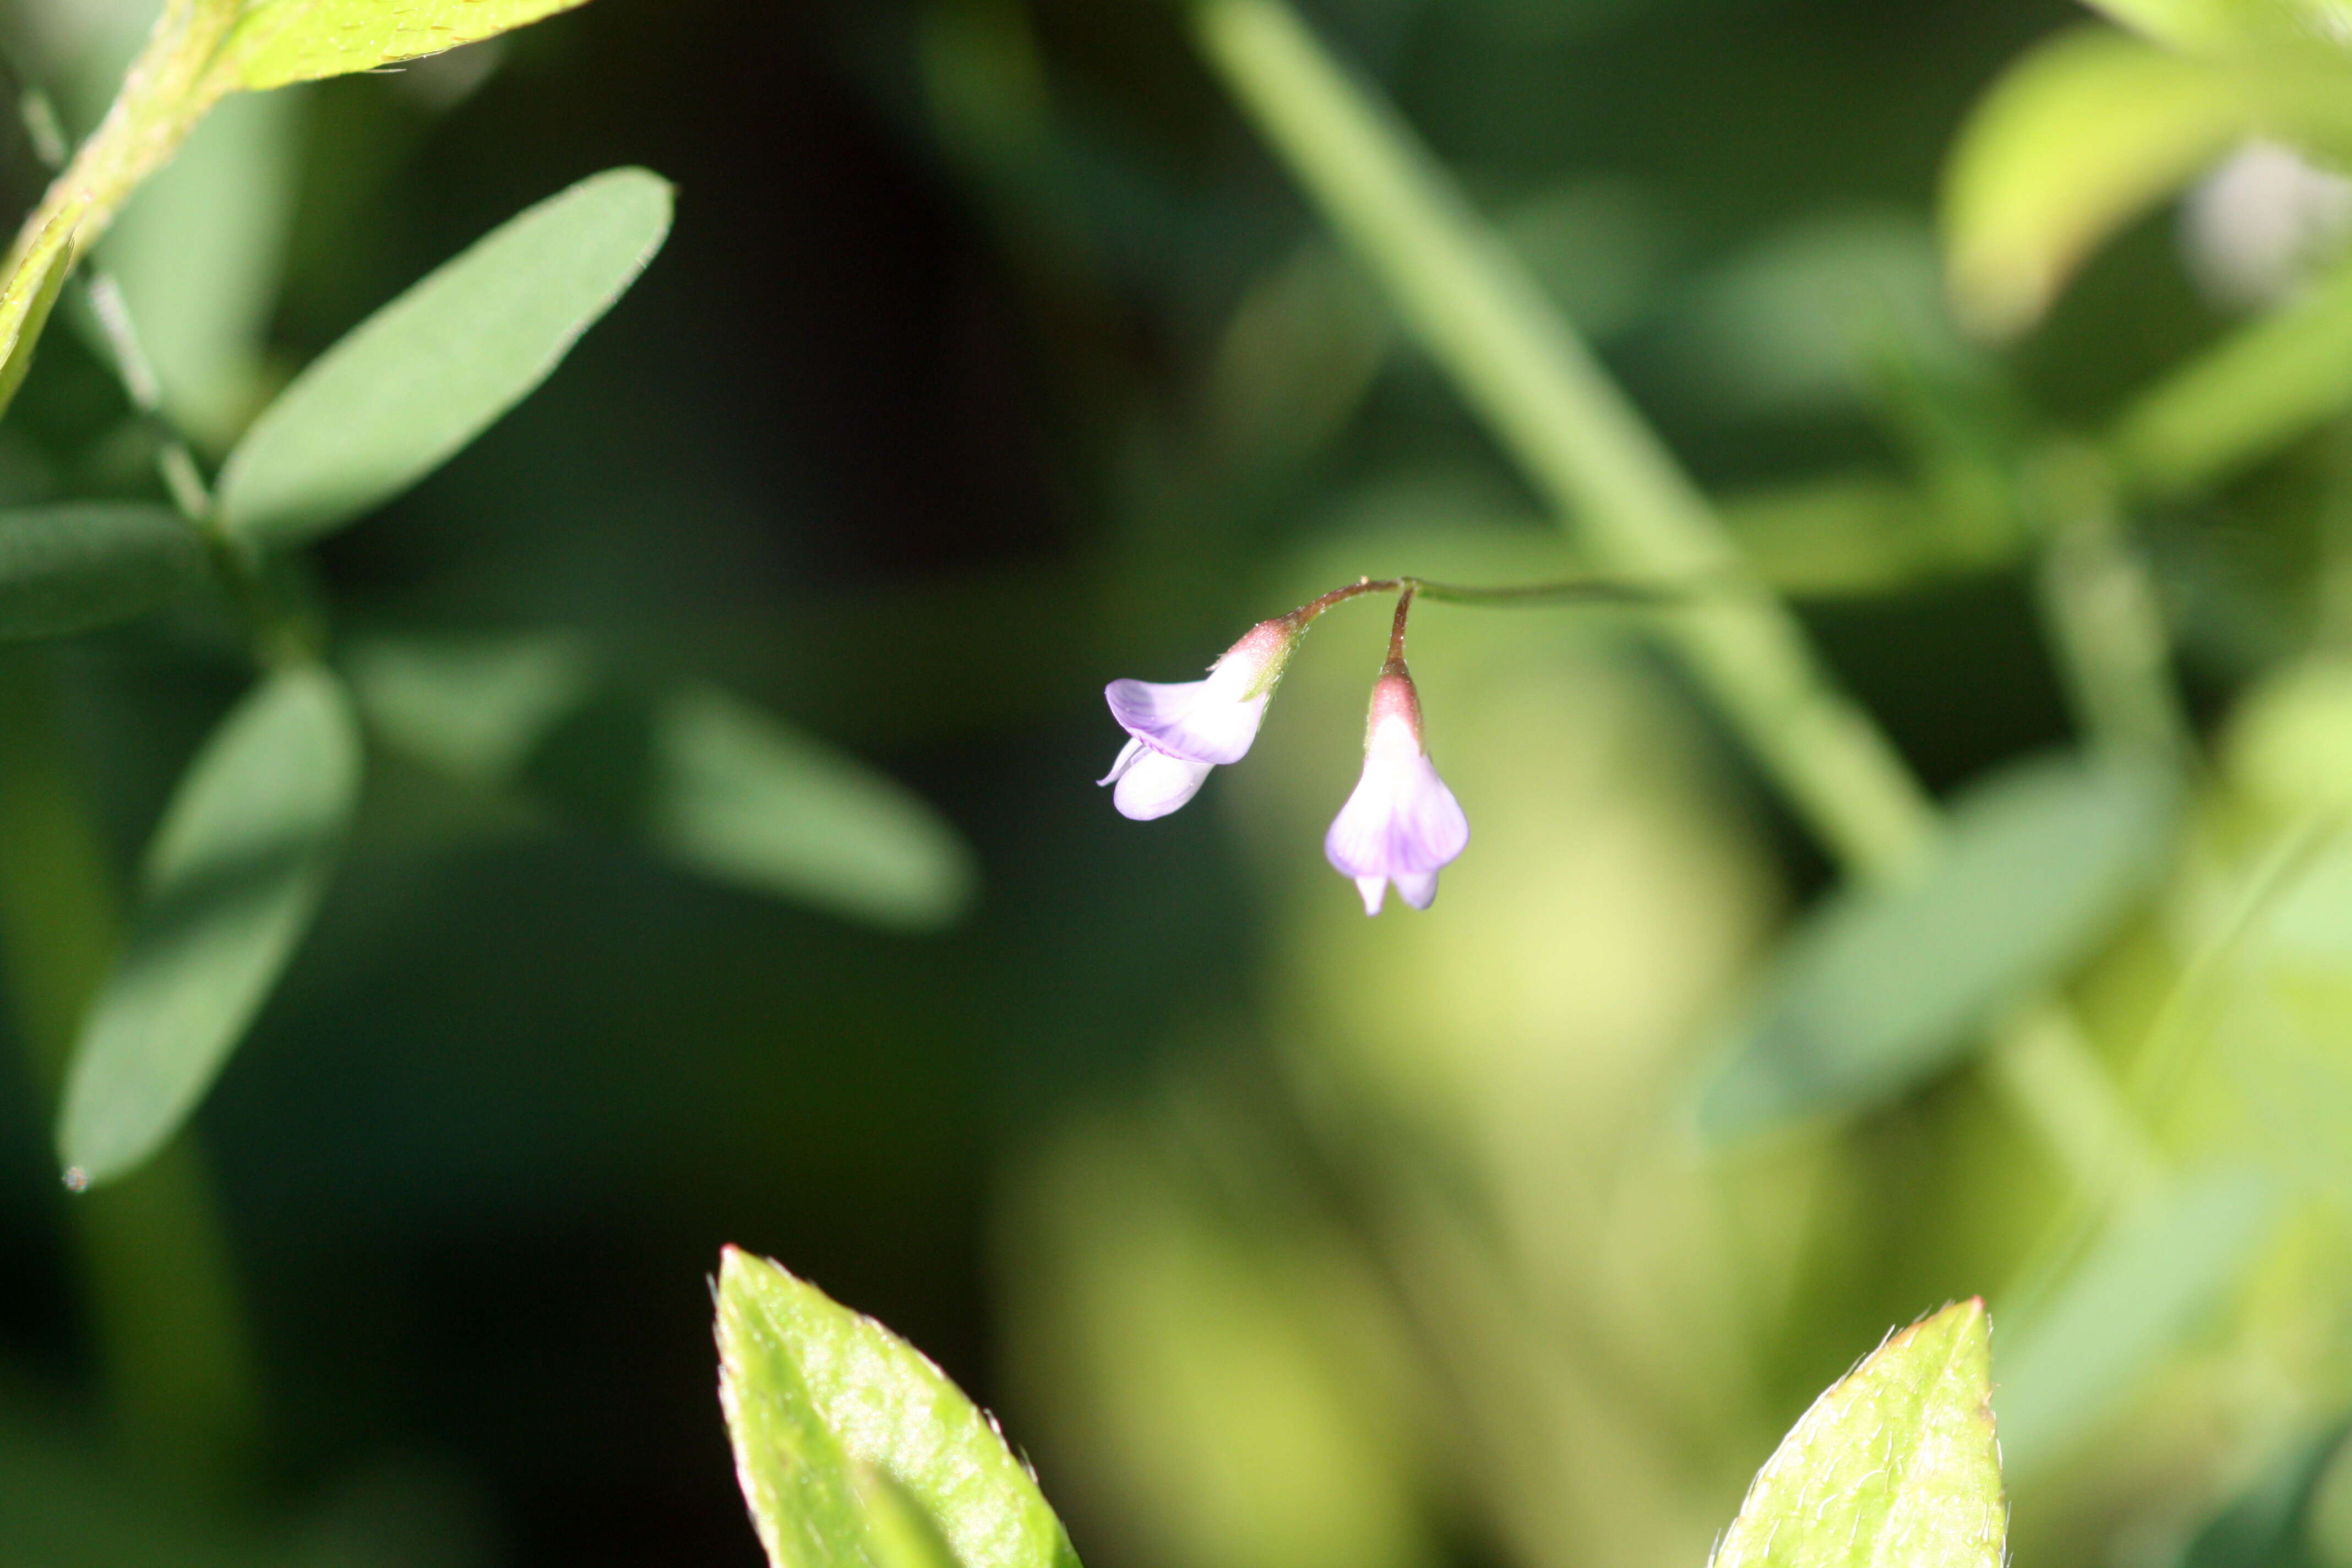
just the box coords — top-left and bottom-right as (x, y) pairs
(9, 2), (2352, 1567)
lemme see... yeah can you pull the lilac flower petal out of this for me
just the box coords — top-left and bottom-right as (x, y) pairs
(1324, 718), (1468, 914)
(1392, 869), (1440, 910)
(1097, 737), (1147, 787)
(1105, 677), (1208, 734)
(1113, 747), (1215, 820)
(1104, 675), (1267, 765)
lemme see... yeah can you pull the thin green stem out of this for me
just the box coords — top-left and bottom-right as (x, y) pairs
(2028, 444), (2197, 765)
(2, 0), (239, 287)
(1192, 0), (1932, 876)
(1189, 0), (2157, 1199)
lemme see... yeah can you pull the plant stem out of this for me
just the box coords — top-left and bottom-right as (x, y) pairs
(3, 0), (238, 282)
(2029, 444), (2196, 765)
(1188, 0), (2156, 1194)
(0, 652), (262, 1489)
(1193, 0), (1930, 875)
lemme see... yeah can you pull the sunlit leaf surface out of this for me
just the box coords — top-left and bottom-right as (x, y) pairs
(1711, 1300), (2004, 1568)
(2081, 0), (2352, 56)
(56, 666), (361, 1188)
(716, 1248), (1081, 1568)
(0, 505), (197, 640)
(1942, 27), (2256, 340)
(217, 0), (589, 91)
(1703, 751), (2179, 1136)
(216, 167), (672, 547)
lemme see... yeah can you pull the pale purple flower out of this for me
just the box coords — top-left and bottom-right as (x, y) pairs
(1324, 668), (1468, 914)
(1099, 618), (1299, 820)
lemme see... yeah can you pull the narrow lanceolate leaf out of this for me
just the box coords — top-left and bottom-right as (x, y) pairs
(650, 688), (977, 932)
(1702, 751), (2178, 1137)
(0, 505), (198, 640)
(347, 631), (978, 930)
(1712, 1301), (2004, 1568)
(2113, 253), (2352, 498)
(716, 1248), (1081, 1568)
(214, 0), (590, 91)
(216, 167), (672, 548)
(56, 666), (361, 1188)
(1994, 1167), (2275, 1479)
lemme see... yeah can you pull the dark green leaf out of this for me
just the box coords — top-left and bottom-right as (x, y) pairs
(0, 505), (198, 640)
(716, 1247), (1081, 1568)
(215, 167), (672, 547)
(1711, 1300), (2004, 1568)
(349, 632), (976, 930)
(56, 666), (361, 1188)
(647, 687), (977, 931)
(1994, 1167), (2275, 1478)
(1702, 751), (2179, 1136)
(215, 0), (590, 91)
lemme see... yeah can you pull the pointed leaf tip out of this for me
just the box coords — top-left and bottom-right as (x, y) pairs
(1712, 1300), (2003, 1568)
(716, 1248), (1079, 1568)
(217, 167), (673, 548)
(55, 666), (361, 1186)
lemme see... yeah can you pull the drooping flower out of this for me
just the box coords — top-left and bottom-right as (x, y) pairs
(1099, 617), (1300, 820)
(1323, 665), (1468, 914)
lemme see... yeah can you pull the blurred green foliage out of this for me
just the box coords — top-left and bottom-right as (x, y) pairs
(15, 1), (2352, 1567)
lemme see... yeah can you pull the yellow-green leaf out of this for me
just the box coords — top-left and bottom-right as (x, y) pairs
(716, 1248), (1082, 1568)
(1712, 1301), (2005, 1568)
(1942, 27), (2255, 340)
(0, 215), (79, 427)
(2084, 0), (2352, 57)
(215, 0), (590, 92)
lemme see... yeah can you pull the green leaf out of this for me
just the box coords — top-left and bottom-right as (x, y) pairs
(0, 505), (199, 640)
(215, 167), (673, 548)
(1710, 1300), (2003, 1568)
(2111, 250), (2352, 498)
(349, 631), (977, 930)
(56, 666), (361, 1189)
(99, 87), (306, 448)
(346, 629), (596, 787)
(0, 215), (81, 428)
(1942, 27), (2256, 340)
(1994, 1167), (2276, 1479)
(2082, 0), (2352, 57)
(1702, 750), (2179, 1136)
(214, 0), (590, 91)
(647, 687), (976, 932)
(715, 1246), (1081, 1568)
(2210, 832), (2352, 1203)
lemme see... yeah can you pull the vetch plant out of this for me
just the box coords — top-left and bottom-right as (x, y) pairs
(1101, 573), (1664, 910)
(0, 0), (977, 1260)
